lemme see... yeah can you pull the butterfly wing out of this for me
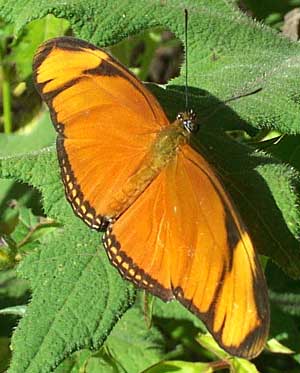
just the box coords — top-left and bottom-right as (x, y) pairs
(33, 37), (169, 228)
(103, 144), (269, 358)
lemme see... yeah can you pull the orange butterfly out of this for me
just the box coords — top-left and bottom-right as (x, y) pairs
(33, 36), (269, 359)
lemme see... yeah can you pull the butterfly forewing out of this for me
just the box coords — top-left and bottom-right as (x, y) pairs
(33, 37), (168, 228)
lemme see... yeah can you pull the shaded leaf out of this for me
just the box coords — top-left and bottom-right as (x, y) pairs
(256, 134), (300, 171)
(269, 291), (300, 317)
(193, 133), (300, 278)
(241, 0), (300, 22)
(0, 337), (11, 372)
(103, 306), (165, 373)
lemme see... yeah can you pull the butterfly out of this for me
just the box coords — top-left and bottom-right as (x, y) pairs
(33, 36), (269, 359)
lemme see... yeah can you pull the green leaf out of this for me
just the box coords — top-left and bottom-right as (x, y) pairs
(143, 360), (213, 373)
(7, 15), (69, 81)
(231, 357), (260, 373)
(10, 223), (135, 372)
(9, 204), (59, 252)
(267, 338), (294, 354)
(0, 111), (54, 235)
(197, 334), (260, 373)
(0, 304), (26, 316)
(0, 268), (29, 299)
(153, 297), (204, 330)
(56, 349), (121, 373)
(0, 110), (55, 156)
(267, 263), (300, 352)
(0, 235), (17, 269)
(103, 306), (165, 372)
(56, 304), (165, 373)
(196, 333), (229, 360)
(256, 134), (300, 172)
(0, 268), (30, 358)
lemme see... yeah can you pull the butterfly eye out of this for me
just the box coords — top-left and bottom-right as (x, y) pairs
(189, 108), (196, 121)
(177, 110), (198, 133)
(183, 119), (198, 133)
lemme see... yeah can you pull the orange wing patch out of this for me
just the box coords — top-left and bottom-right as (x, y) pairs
(103, 169), (174, 301)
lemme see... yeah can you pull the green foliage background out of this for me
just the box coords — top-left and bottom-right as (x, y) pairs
(1, 0), (300, 372)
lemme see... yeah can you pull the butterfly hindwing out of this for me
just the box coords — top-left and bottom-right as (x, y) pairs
(33, 37), (168, 228)
(103, 144), (269, 358)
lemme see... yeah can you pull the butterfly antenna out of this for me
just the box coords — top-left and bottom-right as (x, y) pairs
(201, 87), (263, 122)
(184, 9), (189, 112)
(223, 87), (262, 105)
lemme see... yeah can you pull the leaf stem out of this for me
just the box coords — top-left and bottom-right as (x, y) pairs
(1, 63), (12, 134)
(209, 359), (230, 371)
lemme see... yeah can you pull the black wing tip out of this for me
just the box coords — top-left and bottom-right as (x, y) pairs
(174, 280), (269, 359)
(32, 36), (100, 83)
(34, 36), (100, 62)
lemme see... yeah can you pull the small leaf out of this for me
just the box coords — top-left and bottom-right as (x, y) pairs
(269, 291), (300, 316)
(231, 358), (260, 373)
(0, 305), (26, 316)
(197, 334), (261, 373)
(257, 134), (300, 171)
(143, 360), (213, 373)
(196, 333), (228, 360)
(56, 349), (122, 373)
(0, 268), (29, 300)
(0, 235), (17, 269)
(267, 338), (295, 354)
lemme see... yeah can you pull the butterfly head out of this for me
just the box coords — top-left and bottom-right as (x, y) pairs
(177, 109), (198, 133)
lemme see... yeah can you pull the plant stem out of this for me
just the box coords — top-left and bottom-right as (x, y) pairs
(1, 64), (12, 134)
(210, 359), (230, 371)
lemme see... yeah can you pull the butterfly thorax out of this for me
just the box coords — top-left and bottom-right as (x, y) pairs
(107, 120), (189, 220)
(150, 120), (189, 168)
